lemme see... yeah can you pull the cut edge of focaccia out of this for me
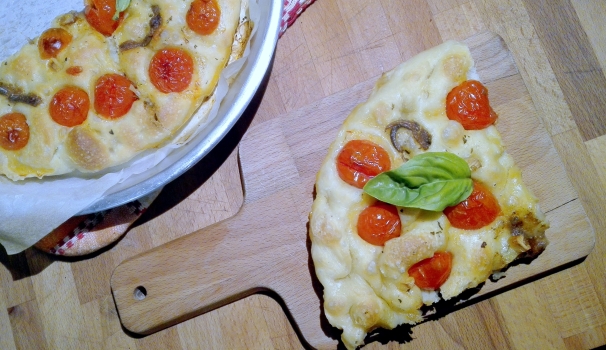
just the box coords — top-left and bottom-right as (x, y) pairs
(308, 41), (549, 350)
(0, 0), (251, 181)
(170, 0), (253, 147)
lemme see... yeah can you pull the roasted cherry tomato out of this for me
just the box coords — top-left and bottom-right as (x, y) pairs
(446, 80), (498, 130)
(444, 181), (501, 230)
(408, 251), (453, 290)
(38, 28), (73, 59)
(149, 48), (194, 93)
(337, 139), (391, 189)
(187, 0), (221, 35)
(85, 0), (124, 36)
(0, 113), (30, 151)
(94, 73), (138, 119)
(50, 86), (90, 127)
(357, 201), (401, 246)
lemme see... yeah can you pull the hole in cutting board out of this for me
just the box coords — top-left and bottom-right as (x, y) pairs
(134, 286), (147, 300)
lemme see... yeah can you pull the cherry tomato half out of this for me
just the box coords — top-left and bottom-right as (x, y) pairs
(444, 181), (501, 230)
(94, 73), (138, 119)
(85, 0), (124, 36)
(187, 0), (221, 35)
(49, 86), (90, 127)
(446, 80), (498, 130)
(149, 48), (194, 93)
(408, 251), (453, 290)
(336, 139), (391, 189)
(38, 28), (72, 59)
(0, 113), (30, 151)
(357, 201), (401, 246)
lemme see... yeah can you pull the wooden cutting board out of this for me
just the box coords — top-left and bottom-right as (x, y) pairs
(110, 32), (595, 349)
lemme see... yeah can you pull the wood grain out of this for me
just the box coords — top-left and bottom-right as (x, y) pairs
(110, 32), (593, 349)
(2, 0), (606, 349)
(523, 0), (606, 141)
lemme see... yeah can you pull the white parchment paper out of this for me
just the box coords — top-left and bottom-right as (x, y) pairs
(0, 0), (258, 254)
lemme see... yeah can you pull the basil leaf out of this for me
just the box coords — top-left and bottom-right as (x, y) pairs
(113, 0), (131, 20)
(363, 152), (473, 211)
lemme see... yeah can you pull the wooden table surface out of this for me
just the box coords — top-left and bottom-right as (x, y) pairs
(2, 0), (606, 349)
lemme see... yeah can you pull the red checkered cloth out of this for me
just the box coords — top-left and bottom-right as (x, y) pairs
(34, 0), (316, 257)
(35, 191), (160, 256)
(280, 0), (315, 36)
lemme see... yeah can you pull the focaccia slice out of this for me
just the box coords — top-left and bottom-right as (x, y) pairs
(309, 41), (549, 349)
(0, 0), (250, 180)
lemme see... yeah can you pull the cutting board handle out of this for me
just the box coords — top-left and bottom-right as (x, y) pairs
(111, 188), (337, 347)
(111, 210), (252, 334)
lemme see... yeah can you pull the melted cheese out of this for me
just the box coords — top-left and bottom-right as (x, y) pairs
(309, 41), (549, 349)
(0, 0), (247, 180)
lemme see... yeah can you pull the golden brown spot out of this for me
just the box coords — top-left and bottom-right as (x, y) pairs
(442, 54), (470, 83)
(66, 128), (109, 171)
(380, 235), (434, 280)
